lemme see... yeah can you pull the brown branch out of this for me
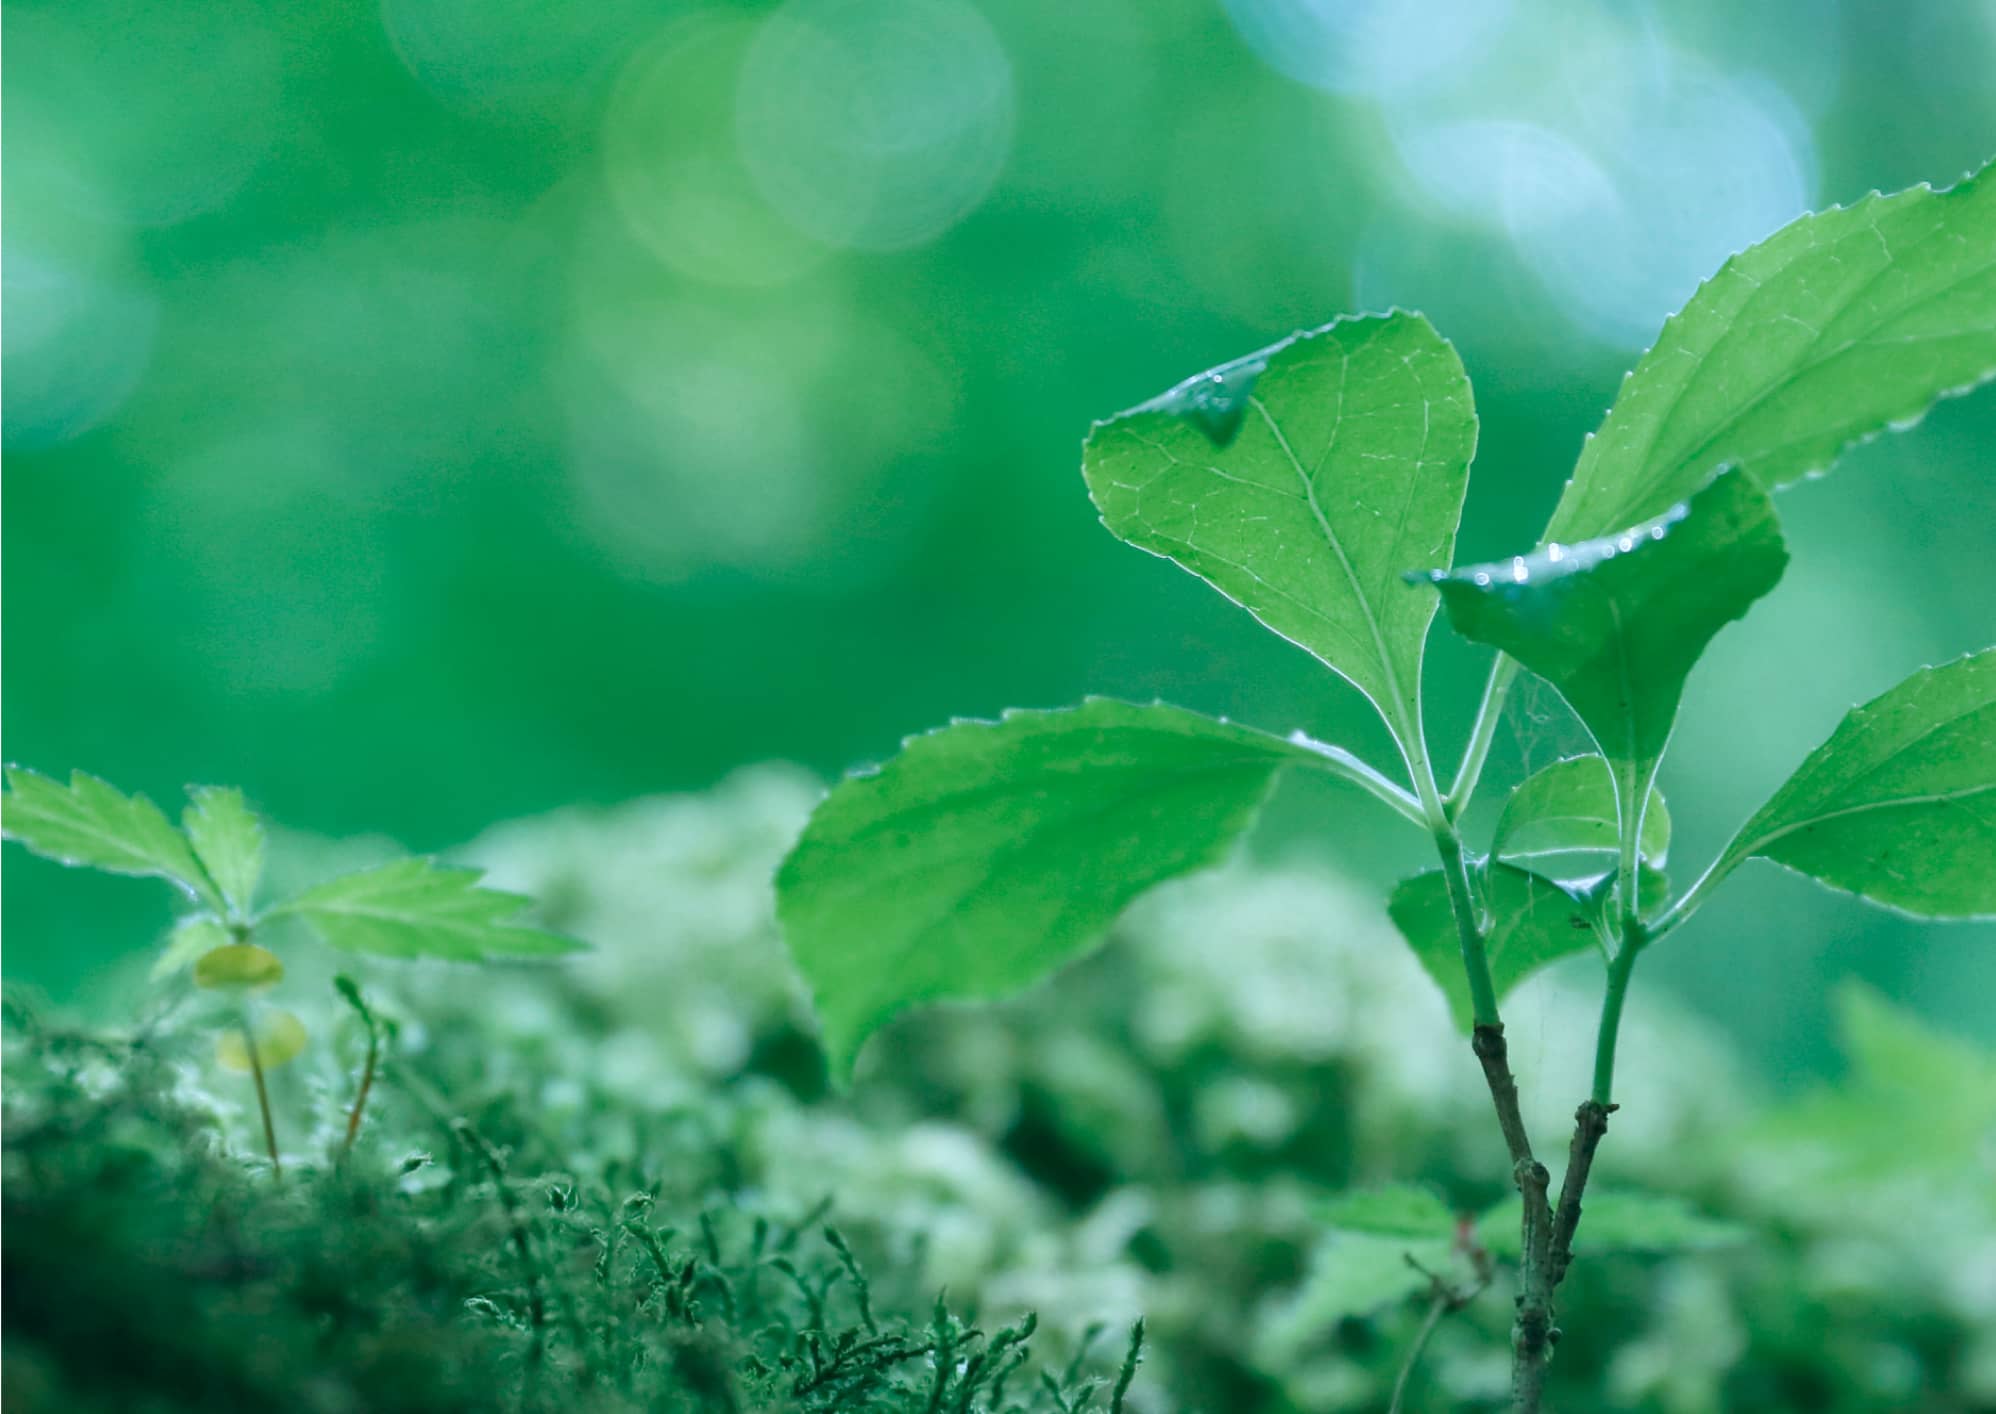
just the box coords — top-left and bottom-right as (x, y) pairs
(1549, 1100), (1616, 1289)
(1510, 1158), (1555, 1413)
(1472, 1024), (1536, 1169)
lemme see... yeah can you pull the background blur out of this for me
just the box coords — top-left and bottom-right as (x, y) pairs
(5, 0), (1993, 1071)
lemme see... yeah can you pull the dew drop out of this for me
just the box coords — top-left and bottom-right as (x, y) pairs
(1473, 571), (1492, 586)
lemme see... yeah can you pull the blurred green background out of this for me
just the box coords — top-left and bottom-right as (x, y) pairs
(6, 0), (1993, 1068)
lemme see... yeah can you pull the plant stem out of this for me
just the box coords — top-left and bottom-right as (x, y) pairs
(1410, 746), (1555, 1413)
(1510, 1158), (1556, 1413)
(1389, 1290), (1452, 1414)
(239, 1009), (282, 1180)
(1549, 1100), (1615, 1288)
(343, 1024), (379, 1158)
(1446, 654), (1518, 819)
(334, 975), (381, 1158)
(1594, 769), (1652, 1107)
(1591, 933), (1641, 1106)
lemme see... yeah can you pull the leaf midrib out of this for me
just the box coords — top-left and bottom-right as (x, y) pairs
(1247, 392), (1420, 750)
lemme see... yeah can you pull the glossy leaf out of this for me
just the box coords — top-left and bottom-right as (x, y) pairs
(1431, 471), (1787, 864)
(1083, 312), (1476, 748)
(1546, 162), (1996, 544)
(1493, 755), (1670, 874)
(278, 858), (582, 961)
(1709, 647), (1996, 918)
(217, 1009), (309, 1072)
(152, 916), (233, 981)
(1477, 1191), (1746, 1260)
(1389, 862), (1600, 1032)
(193, 942), (285, 993)
(777, 698), (1343, 1083)
(1320, 1185), (1456, 1240)
(183, 786), (265, 917)
(1, 766), (220, 911)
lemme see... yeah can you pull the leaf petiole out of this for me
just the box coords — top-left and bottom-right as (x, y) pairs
(1287, 732), (1426, 828)
(1446, 655), (1519, 820)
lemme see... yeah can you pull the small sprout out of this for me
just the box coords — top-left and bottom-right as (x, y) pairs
(216, 1008), (308, 1071)
(218, 1007), (305, 1180)
(194, 942), (285, 993)
(333, 974), (382, 1157)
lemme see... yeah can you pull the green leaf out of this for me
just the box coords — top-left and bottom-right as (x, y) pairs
(1, 767), (220, 910)
(776, 698), (1341, 1083)
(277, 857), (583, 961)
(152, 915), (234, 981)
(217, 1009), (309, 1072)
(1708, 647), (1995, 918)
(1431, 470), (1787, 869)
(1274, 1233), (1450, 1328)
(1493, 755), (1670, 874)
(1545, 163), (1996, 544)
(1082, 312), (1476, 751)
(1477, 1191), (1747, 1260)
(192, 942), (285, 992)
(183, 786), (265, 917)
(1320, 1185), (1457, 1240)
(1389, 862), (1599, 1032)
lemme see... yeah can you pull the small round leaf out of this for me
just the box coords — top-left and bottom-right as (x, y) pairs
(192, 942), (285, 993)
(216, 1009), (309, 1072)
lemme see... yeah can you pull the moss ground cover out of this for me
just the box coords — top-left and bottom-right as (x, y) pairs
(7, 770), (1993, 1411)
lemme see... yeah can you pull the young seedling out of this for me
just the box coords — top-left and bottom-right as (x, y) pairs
(333, 974), (387, 1156)
(775, 162), (1996, 1407)
(1, 771), (581, 1168)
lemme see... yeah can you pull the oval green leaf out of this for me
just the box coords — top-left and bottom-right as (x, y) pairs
(1493, 755), (1670, 874)
(1711, 647), (1995, 918)
(1083, 312), (1476, 754)
(193, 942), (285, 993)
(217, 1009), (309, 1072)
(1431, 470), (1787, 899)
(1545, 162), (1996, 544)
(776, 698), (1340, 1084)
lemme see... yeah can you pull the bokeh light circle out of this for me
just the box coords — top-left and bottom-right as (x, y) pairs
(1220, 0), (1511, 98)
(735, 0), (1016, 252)
(7, 0), (281, 227)
(602, 15), (829, 287)
(1382, 30), (1814, 349)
